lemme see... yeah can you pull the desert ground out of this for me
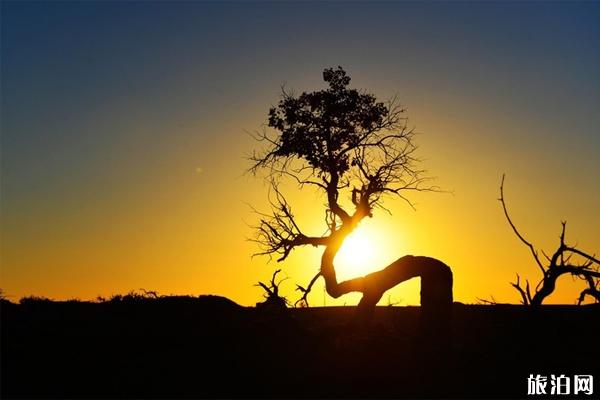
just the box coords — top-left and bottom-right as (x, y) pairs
(1, 295), (598, 398)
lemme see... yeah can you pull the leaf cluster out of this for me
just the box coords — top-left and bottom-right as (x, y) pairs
(267, 67), (389, 176)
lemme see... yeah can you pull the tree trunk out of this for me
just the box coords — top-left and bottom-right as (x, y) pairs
(530, 269), (565, 306)
(321, 254), (453, 332)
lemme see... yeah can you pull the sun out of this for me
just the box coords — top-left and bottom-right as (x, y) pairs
(332, 221), (405, 284)
(335, 228), (380, 280)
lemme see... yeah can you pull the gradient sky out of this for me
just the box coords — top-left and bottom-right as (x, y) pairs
(2, 1), (599, 305)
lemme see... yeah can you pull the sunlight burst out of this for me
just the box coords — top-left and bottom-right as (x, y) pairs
(335, 229), (380, 280)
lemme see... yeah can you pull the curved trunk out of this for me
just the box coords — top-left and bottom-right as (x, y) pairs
(324, 255), (452, 303)
(530, 275), (557, 306)
(320, 236), (453, 326)
(530, 268), (569, 306)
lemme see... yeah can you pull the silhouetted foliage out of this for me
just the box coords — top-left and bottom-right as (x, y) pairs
(499, 175), (600, 305)
(250, 67), (450, 320)
(19, 295), (53, 305)
(266, 67), (389, 176)
(107, 289), (162, 304)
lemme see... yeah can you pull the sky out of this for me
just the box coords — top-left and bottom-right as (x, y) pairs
(2, 1), (599, 306)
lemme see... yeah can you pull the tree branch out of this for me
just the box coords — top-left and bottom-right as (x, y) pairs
(250, 181), (331, 261)
(499, 174), (546, 274)
(294, 270), (322, 307)
(501, 175), (599, 305)
(510, 274), (530, 305)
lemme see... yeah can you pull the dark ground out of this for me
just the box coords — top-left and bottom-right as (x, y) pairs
(1, 295), (598, 399)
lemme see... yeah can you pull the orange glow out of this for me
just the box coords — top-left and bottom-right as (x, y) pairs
(333, 222), (398, 281)
(2, 110), (598, 307)
(2, 78), (599, 307)
(335, 228), (377, 280)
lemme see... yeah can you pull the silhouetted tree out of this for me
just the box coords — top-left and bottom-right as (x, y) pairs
(255, 269), (289, 309)
(499, 175), (600, 305)
(249, 67), (452, 322)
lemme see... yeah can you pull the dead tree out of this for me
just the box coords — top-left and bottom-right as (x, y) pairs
(249, 67), (452, 323)
(499, 175), (600, 305)
(255, 269), (289, 309)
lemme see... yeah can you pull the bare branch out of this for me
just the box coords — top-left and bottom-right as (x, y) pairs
(476, 296), (499, 305)
(501, 175), (599, 306)
(499, 174), (545, 274)
(294, 270), (322, 307)
(564, 247), (600, 266)
(510, 274), (530, 305)
(578, 274), (600, 304)
(255, 269), (290, 307)
(249, 181), (330, 262)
